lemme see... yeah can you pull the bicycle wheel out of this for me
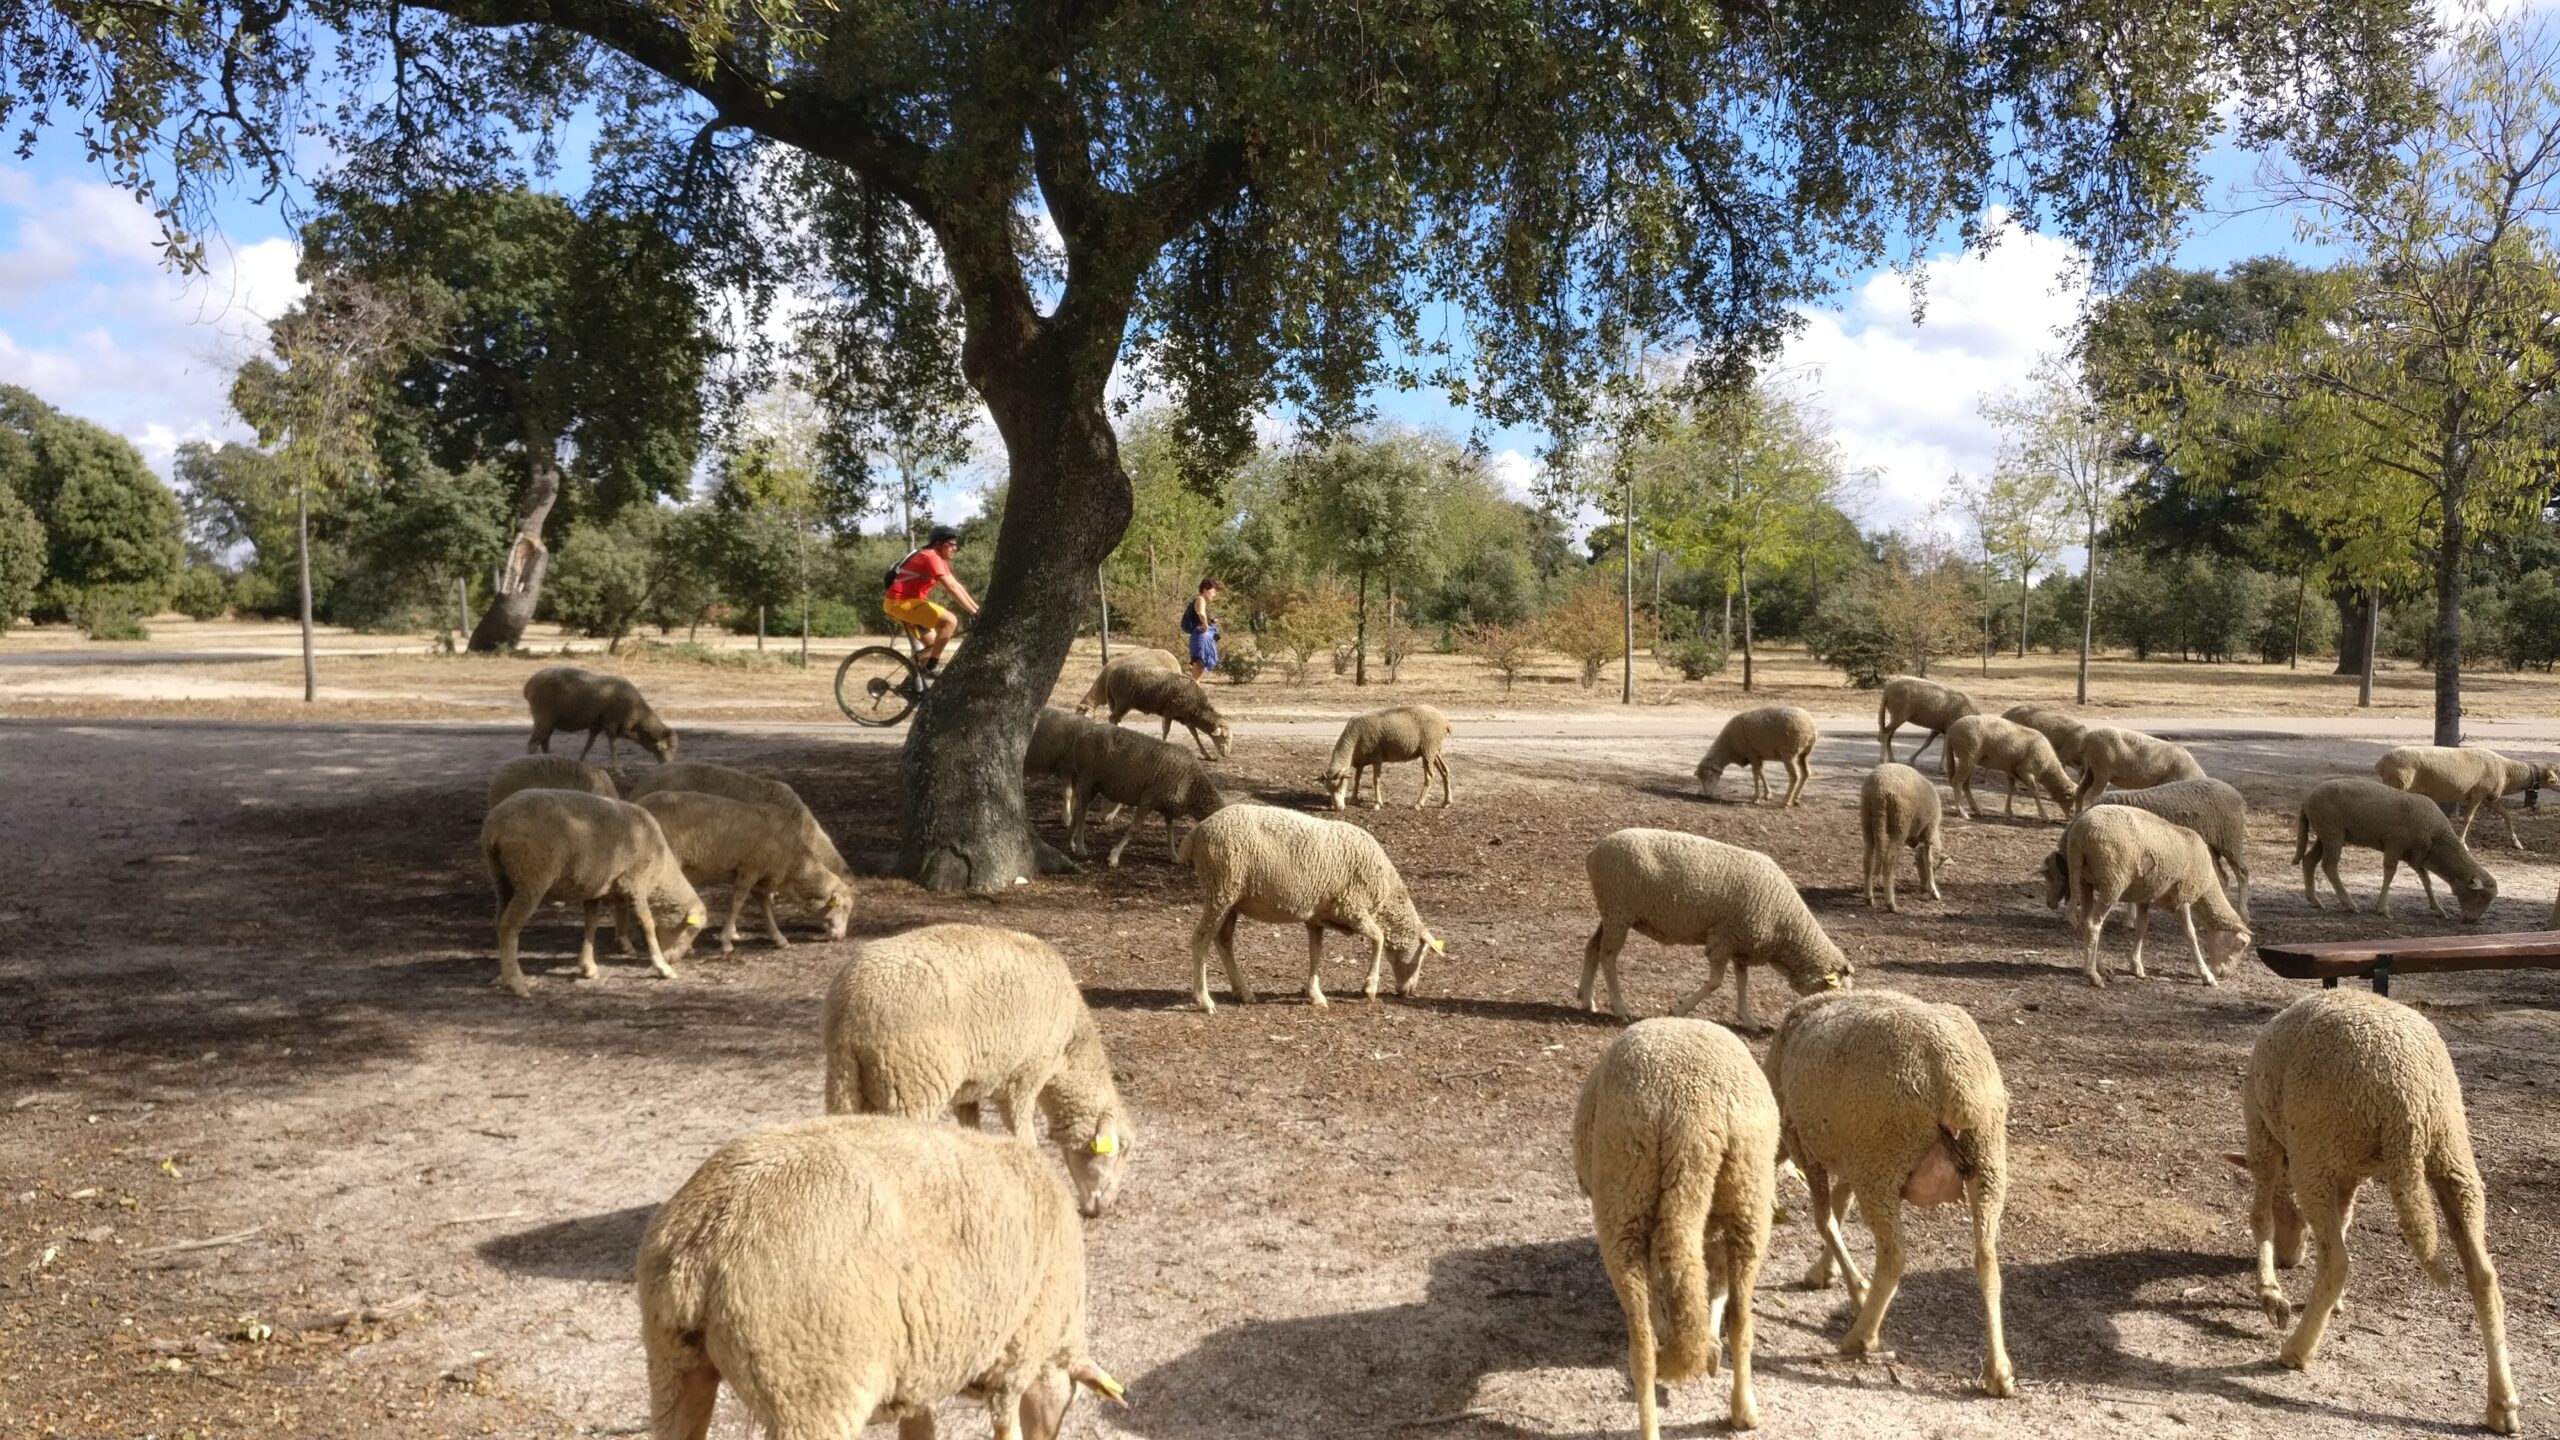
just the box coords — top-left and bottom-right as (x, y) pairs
(835, 646), (923, 727)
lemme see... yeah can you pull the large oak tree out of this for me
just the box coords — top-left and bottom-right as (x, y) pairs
(5, 0), (2430, 888)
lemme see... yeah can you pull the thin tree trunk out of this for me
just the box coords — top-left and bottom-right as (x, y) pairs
(798, 514), (810, 669)
(756, 604), (765, 651)
(297, 484), (315, 704)
(2358, 586), (2379, 708)
(1097, 564), (1110, 664)
(2433, 487), (2466, 745)
(1354, 568), (1369, 686)
(1741, 567), (1755, 692)
(899, 449), (917, 549)
(2289, 571), (2305, 671)
(1620, 476), (1635, 704)
(1721, 584), (1733, 650)
(454, 577), (470, 647)
(2077, 509), (2097, 705)
(1980, 569), (1993, 677)
(467, 432), (562, 652)
(2017, 566), (2030, 660)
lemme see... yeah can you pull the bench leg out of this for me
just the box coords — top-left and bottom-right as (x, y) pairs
(2322, 977), (2337, 989)
(2371, 956), (2391, 997)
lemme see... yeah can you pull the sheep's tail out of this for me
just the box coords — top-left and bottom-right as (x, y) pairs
(2386, 1159), (2452, 1286)
(484, 837), (513, 912)
(1174, 824), (1201, 867)
(2292, 809), (2312, 865)
(1648, 1134), (1720, 1383)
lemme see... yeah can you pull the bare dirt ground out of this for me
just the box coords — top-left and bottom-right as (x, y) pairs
(7, 673), (2560, 1437)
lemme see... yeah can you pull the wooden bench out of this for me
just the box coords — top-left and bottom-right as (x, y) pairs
(2257, 931), (2560, 996)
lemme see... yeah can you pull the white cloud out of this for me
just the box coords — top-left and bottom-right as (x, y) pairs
(1487, 447), (1540, 499)
(1781, 211), (2089, 528)
(0, 169), (305, 475)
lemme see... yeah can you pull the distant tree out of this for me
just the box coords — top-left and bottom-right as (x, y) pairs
(170, 565), (229, 621)
(1289, 436), (1442, 686)
(0, 483), (42, 630)
(1464, 620), (1541, 692)
(1983, 359), (2137, 703)
(332, 461), (511, 630)
(0, 386), (182, 626)
(545, 508), (665, 650)
(717, 389), (848, 664)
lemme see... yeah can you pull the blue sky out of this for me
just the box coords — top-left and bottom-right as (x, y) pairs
(0, 113), (2317, 535)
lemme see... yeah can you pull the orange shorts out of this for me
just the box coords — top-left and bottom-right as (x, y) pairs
(883, 596), (951, 632)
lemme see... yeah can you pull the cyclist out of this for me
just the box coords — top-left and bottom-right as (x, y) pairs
(882, 524), (980, 678)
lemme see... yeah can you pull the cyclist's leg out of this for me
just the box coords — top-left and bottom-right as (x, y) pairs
(919, 608), (958, 666)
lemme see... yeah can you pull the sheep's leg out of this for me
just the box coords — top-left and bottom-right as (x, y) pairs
(1369, 763), (1386, 810)
(2320, 840), (2356, 913)
(758, 891), (789, 949)
(1723, 1220), (1765, 1431)
(1103, 789), (1154, 868)
(629, 894), (676, 980)
(2248, 1140), (2296, 1327)
(1436, 754), (1454, 807)
(576, 729), (600, 762)
(2415, 861), (2450, 920)
(578, 901), (605, 980)
(1879, 720), (1897, 763)
(1671, 952), (1731, 1021)
(2128, 903), (2151, 978)
(1361, 923), (1393, 1001)
(2492, 796), (2526, 852)
(1217, 911), (1253, 1007)
(1918, 838), (1942, 901)
(2375, 850), (2404, 918)
(2079, 885), (2113, 987)
(1909, 729), (1941, 764)
(1751, 760), (1770, 804)
(1786, 752), (1810, 808)
(1968, 1165), (2015, 1398)
(2434, 1168), (2521, 1434)
(1581, 921), (1632, 1018)
(899, 1413), (937, 1440)
(644, 1338), (722, 1440)
(494, 890), (542, 998)
(714, 884), (751, 957)
(1603, 1238), (1662, 1440)
(1190, 906), (1233, 1013)
(1799, 1164), (1865, 1302)
(1065, 781), (1096, 858)
(2277, 1173), (2355, 1370)
(2002, 768), (2019, 819)
(2177, 902), (2218, 986)
(1303, 922), (1331, 1008)
(1839, 1183), (1906, 1356)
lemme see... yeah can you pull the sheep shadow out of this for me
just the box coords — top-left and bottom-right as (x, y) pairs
(478, 1203), (657, 1283)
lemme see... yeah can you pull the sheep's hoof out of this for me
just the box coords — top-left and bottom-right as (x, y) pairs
(2486, 1396), (2522, 1435)
(2276, 1335), (2317, 1371)
(496, 976), (533, 999)
(1306, 989), (1329, 1008)
(1982, 1361), (2016, 1398)
(2084, 971), (2108, 989)
(1192, 996), (1216, 1014)
(2259, 1290), (2293, 1328)
(1838, 1335), (1886, 1359)
(1729, 1396), (1759, 1432)
(1794, 1264), (1834, 1291)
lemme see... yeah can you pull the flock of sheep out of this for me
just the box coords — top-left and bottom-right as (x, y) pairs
(471, 658), (2526, 1437)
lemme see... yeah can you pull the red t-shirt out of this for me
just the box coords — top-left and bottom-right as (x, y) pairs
(887, 547), (953, 601)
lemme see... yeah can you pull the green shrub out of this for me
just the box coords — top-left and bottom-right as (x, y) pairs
(1668, 636), (1728, 680)
(76, 588), (149, 640)
(1803, 585), (1892, 688)
(171, 566), (231, 621)
(0, 485), (42, 633)
(2504, 571), (2560, 670)
(1219, 646), (1264, 684)
(803, 599), (868, 638)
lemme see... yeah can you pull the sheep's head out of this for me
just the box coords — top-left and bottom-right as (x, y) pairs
(1694, 756), (1728, 797)
(2457, 870), (2499, 922)
(2039, 851), (2069, 910)
(1020, 1360), (1128, 1440)
(1321, 765), (1354, 810)
(1065, 1118), (1134, 1218)
(640, 717), (678, 762)
(664, 893), (708, 962)
(1390, 927), (1444, 995)
(1209, 721), (1232, 759)
(2202, 924), (2253, 971)
(812, 874), (855, 940)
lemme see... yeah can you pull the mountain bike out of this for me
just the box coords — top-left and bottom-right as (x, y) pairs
(834, 624), (937, 727)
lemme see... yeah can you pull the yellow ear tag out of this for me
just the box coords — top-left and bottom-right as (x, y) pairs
(1428, 937), (1445, 954)
(1089, 1368), (1127, 1401)
(685, 909), (706, 927)
(1090, 1134), (1118, 1156)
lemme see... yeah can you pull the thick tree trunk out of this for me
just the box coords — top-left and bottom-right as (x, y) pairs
(2358, 587), (2380, 707)
(1355, 568), (1369, 686)
(894, 357), (1131, 893)
(2433, 491), (2466, 746)
(466, 439), (562, 652)
(2076, 512), (2097, 705)
(2333, 584), (2370, 676)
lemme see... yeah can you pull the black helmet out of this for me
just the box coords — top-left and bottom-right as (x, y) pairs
(927, 524), (961, 546)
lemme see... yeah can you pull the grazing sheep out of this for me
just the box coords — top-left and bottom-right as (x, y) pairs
(486, 755), (617, 808)
(637, 1116), (1127, 1440)
(2054, 805), (2252, 987)
(479, 789), (705, 997)
(822, 924), (1135, 1217)
(1073, 647), (1182, 714)
(1324, 704), (1454, 810)
(2071, 726), (2204, 809)
(1943, 714), (2077, 822)
(2001, 703), (2090, 768)
(522, 665), (676, 766)
(1876, 675), (1977, 763)
(1573, 1018), (1780, 1435)
(1176, 805), (1442, 1013)
(1860, 764), (1946, 912)
(2375, 745), (2550, 852)
(1581, 828), (1853, 1029)
(633, 790), (854, 955)
(1025, 706), (1099, 780)
(1058, 721), (1230, 867)
(2236, 990), (2517, 1434)
(2295, 777), (2498, 921)
(625, 760), (851, 880)
(1100, 662), (1232, 759)
(1696, 706), (1819, 807)
(2092, 776), (2253, 920)
(1766, 988), (2014, 1398)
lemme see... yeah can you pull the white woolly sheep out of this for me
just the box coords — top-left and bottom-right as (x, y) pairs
(2071, 725), (2204, 809)
(2052, 805), (2251, 987)
(1324, 704), (1454, 810)
(1876, 675), (1978, 763)
(2001, 703), (2091, 768)
(2235, 989), (2517, 1434)
(2295, 777), (2498, 921)
(633, 790), (853, 954)
(479, 789), (705, 997)
(1073, 647), (1182, 714)
(2092, 776), (2253, 920)
(822, 924), (1135, 1217)
(486, 755), (618, 809)
(625, 759), (852, 880)
(1943, 714), (2076, 822)
(1176, 804), (1442, 1013)
(1100, 662), (1232, 759)
(1860, 763), (1946, 912)
(637, 1115), (1128, 1440)
(1696, 706), (1819, 808)
(1573, 1018), (1779, 1436)
(2375, 744), (2550, 852)
(1058, 721), (1229, 867)
(1766, 988), (2014, 1397)
(1581, 828), (1853, 1029)
(522, 665), (676, 766)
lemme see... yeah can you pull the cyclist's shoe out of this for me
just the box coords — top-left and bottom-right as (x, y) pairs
(920, 658), (942, 677)
(894, 675), (925, 699)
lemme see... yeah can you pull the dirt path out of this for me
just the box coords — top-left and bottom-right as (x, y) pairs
(5, 717), (2559, 1438)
